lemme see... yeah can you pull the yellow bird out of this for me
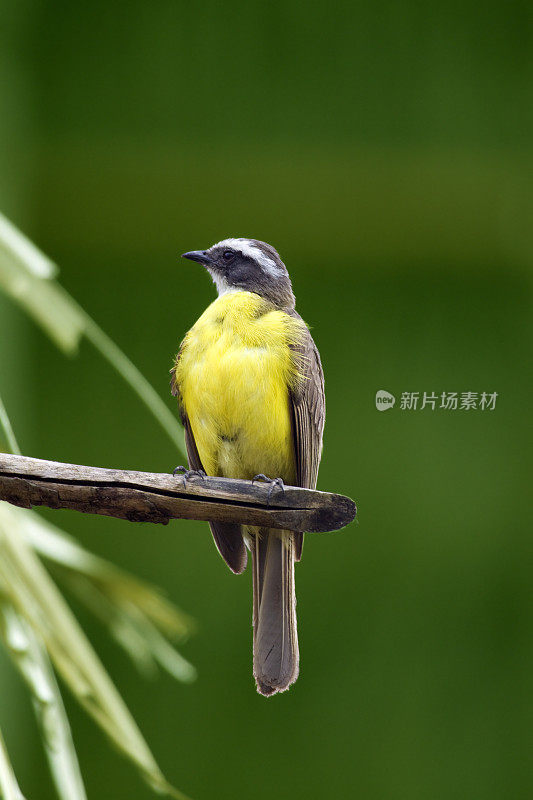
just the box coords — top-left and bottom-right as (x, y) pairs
(171, 238), (325, 696)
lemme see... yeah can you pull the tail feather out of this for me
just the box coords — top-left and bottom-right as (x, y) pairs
(251, 528), (299, 696)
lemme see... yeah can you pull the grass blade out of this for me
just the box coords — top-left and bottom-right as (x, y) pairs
(11, 507), (195, 680)
(0, 247), (86, 355)
(0, 605), (87, 800)
(81, 312), (186, 457)
(0, 513), (190, 800)
(0, 728), (25, 800)
(0, 392), (20, 456)
(0, 212), (185, 455)
(0, 212), (57, 280)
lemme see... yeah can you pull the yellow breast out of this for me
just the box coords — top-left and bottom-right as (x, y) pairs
(175, 292), (307, 481)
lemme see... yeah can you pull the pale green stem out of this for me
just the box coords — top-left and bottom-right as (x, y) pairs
(0, 726), (25, 800)
(0, 392), (21, 456)
(80, 310), (186, 459)
(1, 605), (87, 800)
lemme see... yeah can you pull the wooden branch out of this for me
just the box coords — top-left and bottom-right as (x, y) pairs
(0, 454), (356, 533)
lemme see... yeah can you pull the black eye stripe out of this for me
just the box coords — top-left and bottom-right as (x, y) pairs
(223, 250), (235, 262)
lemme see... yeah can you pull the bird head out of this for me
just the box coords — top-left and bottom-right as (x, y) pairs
(182, 238), (295, 309)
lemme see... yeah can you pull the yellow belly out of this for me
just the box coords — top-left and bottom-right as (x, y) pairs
(175, 292), (307, 482)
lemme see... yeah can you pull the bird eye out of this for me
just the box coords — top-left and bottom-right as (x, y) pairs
(222, 250), (234, 262)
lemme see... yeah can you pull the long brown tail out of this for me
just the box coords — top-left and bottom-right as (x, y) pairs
(251, 528), (299, 696)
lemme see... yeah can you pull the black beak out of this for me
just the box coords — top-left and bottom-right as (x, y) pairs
(181, 250), (212, 266)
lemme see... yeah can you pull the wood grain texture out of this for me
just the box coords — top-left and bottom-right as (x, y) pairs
(0, 454), (356, 533)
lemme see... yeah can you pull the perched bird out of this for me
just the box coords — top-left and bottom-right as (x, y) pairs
(171, 238), (325, 696)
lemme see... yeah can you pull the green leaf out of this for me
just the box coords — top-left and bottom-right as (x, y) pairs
(13, 507), (196, 681)
(0, 727), (25, 800)
(0, 211), (185, 456)
(0, 509), (190, 800)
(0, 392), (20, 456)
(81, 313), (186, 457)
(0, 605), (87, 800)
(0, 212), (193, 798)
(0, 213), (57, 280)
(0, 213), (86, 354)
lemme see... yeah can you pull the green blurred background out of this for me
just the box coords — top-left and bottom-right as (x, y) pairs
(1, 1), (532, 798)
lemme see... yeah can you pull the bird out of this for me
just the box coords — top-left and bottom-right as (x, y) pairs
(170, 238), (325, 696)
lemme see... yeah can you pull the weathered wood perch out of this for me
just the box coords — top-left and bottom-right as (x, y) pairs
(0, 454), (356, 533)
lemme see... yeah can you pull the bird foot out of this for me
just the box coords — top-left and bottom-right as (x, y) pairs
(172, 466), (206, 486)
(251, 474), (285, 504)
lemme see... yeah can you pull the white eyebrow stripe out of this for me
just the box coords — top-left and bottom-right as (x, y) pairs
(211, 238), (283, 277)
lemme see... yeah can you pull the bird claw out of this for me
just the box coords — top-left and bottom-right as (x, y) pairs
(172, 465), (206, 486)
(251, 474), (285, 505)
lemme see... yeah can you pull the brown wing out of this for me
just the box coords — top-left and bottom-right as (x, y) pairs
(170, 359), (247, 574)
(288, 317), (326, 560)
